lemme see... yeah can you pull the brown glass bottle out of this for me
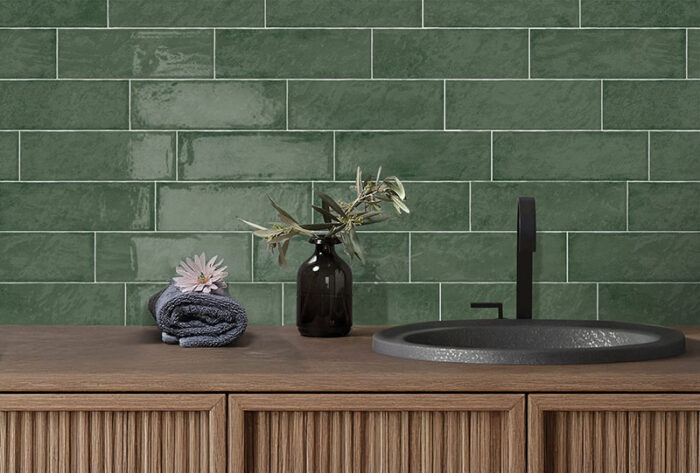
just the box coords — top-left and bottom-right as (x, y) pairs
(296, 237), (352, 337)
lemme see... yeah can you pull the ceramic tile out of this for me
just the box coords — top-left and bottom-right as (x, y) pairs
(0, 133), (18, 179)
(599, 284), (700, 325)
(582, 0), (700, 26)
(266, 0), (421, 26)
(424, 0), (577, 26)
(109, 0), (262, 26)
(0, 30), (55, 78)
(690, 30), (700, 78)
(629, 183), (700, 230)
(0, 0), (106, 26)
(650, 132), (700, 180)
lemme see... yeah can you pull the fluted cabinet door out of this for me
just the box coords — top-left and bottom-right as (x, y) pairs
(229, 394), (525, 473)
(0, 394), (225, 473)
(529, 394), (700, 473)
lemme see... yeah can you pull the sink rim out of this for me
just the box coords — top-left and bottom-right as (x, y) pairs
(372, 319), (686, 365)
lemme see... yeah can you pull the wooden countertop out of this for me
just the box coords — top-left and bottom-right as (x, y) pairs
(0, 325), (698, 393)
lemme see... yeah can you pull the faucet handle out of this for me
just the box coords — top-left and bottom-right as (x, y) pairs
(470, 302), (504, 319)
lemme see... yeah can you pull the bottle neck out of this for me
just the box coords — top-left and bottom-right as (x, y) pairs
(314, 241), (338, 256)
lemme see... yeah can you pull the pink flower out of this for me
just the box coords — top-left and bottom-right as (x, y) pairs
(174, 253), (228, 294)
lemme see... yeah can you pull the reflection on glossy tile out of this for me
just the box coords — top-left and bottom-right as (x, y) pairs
(0, 233), (93, 282)
(531, 29), (685, 78)
(441, 283), (597, 320)
(374, 30), (527, 78)
(315, 182), (470, 231)
(59, 29), (213, 78)
(0, 284), (123, 324)
(424, 0), (577, 26)
(569, 233), (700, 282)
(0, 183), (154, 230)
(254, 233), (409, 282)
(0, 0), (106, 26)
(283, 282), (439, 325)
(179, 132), (332, 180)
(109, 0), (262, 26)
(0, 30), (55, 78)
(493, 132), (647, 180)
(411, 233), (566, 282)
(0, 133), (18, 180)
(96, 232), (251, 282)
(629, 183), (700, 230)
(471, 182), (626, 231)
(335, 132), (490, 180)
(266, 0), (421, 26)
(599, 284), (700, 325)
(288, 80), (443, 130)
(21, 132), (175, 180)
(131, 81), (286, 129)
(0, 81), (128, 129)
(446, 80), (600, 130)
(216, 30), (370, 78)
(157, 182), (311, 231)
(650, 133), (700, 180)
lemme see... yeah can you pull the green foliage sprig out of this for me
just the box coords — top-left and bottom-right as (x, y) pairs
(240, 167), (409, 265)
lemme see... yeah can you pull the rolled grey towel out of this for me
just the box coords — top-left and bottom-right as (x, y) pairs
(148, 280), (247, 348)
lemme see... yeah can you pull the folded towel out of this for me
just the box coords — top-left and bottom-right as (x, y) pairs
(148, 280), (247, 347)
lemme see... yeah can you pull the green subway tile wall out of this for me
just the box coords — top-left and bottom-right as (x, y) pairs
(0, 1), (697, 326)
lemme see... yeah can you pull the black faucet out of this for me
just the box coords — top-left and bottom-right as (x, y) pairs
(516, 197), (536, 319)
(470, 197), (536, 320)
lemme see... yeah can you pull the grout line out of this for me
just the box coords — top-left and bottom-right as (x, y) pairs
(1, 229), (699, 235)
(153, 182), (158, 231)
(1, 26), (698, 30)
(281, 283), (285, 325)
(565, 232), (569, 282)
(438, 283), (442, 321)
(174, 131), (179, 181)
(128, 80), (132, 130)
(123, 283), (127, 325)
(285, 80), (289, 130)
(625, 182), (629, 231)
(4, 77), (700, 82)
(600, 80), (604, 129)
(250, 233), (255, 282)
(0, 280), (698, 286)
(212, 29), (216, 78)
(578, 0), (582, 27)
(311, 181), (315, 224)
(263, 0), (267, 27)
(468, 182), (472, 231)
(442, 80), (447, 130)
(55, 29), (59, 78)
(1, 178), (697, 184)
(5, 128), (700, 133)
(596, 283), (600, 320)
(421, 0), (424, 27)
(647, 131), (651, 180)
(332, 131), (336, 180)
(527, 29), (531, 78)
(106, 0), (110, 27)
(408, 232), (412, 282)
(686, 29), (689, 79)
(370, 29), (374, 79)
(93, 232), (97, 282)
(490, 131), (494, 180)
(16, 131), (21, 181)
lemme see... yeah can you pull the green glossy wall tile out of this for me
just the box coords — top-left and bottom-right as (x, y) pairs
(650, 133), (700, 180)
(604, 81), (700, 130)
(254, 233), (409, 282)
(283, 283), (439, 325)
(373, 30), (527, 78)
(629, 183), (700, 231)
(0, 234), (93, 282)
(690, 30), (700, 78)
(424, 0), (577, 26)
(446, 81), (600, 130)
(0, 0), (106, 26)
(131, 81), (286, 130)
(411, 233), (566, 282)
(531, 30), (685, 78)
(266, 0), (421, 26)
(288, 81), (443, 130)
(471, 182), (626, 231)
(599, 284), (700, 325)
(0, 30), (55, 78)
(0, 183), (153, 230)
(96, 233), (251, 281)
(157, 183), (311, 231)
(0, 133), (18, 179)
(314, 182), (469, 231)
(179, 132), (332, 180)
(58, 30), (213, 78)
(335, 132), (490, 180)
(216, 30), (370, 78)
(569, 233), (700, 282)
(0, 284), (123, 324)
(441, 283), (597, 320)
(582, 0), (700, 26)
(21, 132), (175, 180)
(109, 0), (262, 26)
(0, 81), (128, 129)
(493, 132), (647, 180)
(125, 283), (160, 325)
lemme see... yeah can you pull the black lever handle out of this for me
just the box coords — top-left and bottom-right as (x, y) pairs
(470, 302), (504, 319)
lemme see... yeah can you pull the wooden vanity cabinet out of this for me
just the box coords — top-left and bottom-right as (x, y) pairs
(0, 394), (226, 473)
(228, 394), (525, 473)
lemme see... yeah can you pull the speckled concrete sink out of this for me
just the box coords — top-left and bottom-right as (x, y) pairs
(372, 320), (686, 365)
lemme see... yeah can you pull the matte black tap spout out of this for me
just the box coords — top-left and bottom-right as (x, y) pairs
(516, 197), (536, 319)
